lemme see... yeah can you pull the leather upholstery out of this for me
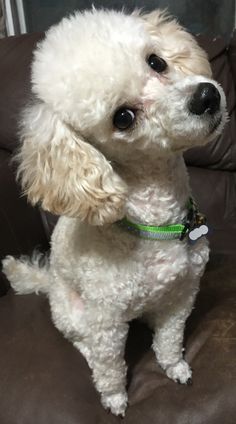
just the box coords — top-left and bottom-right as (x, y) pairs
(0, 31), (235, 423)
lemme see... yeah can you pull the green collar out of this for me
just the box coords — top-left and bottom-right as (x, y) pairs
(116, 197), (206, 241)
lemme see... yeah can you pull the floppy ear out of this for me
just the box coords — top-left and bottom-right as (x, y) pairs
(17, 102), (127, 225)
(142, 10), (212, 77)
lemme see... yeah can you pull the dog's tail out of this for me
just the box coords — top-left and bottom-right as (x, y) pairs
(2, 251), (50, 295)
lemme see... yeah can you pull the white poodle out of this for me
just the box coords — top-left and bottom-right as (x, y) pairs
(3, 8), (227, 416)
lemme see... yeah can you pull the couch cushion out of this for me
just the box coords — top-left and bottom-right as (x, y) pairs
(0, 254), (235, 424)
(0, 291), (101, 424)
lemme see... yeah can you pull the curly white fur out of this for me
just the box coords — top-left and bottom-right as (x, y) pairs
(3, 8), (227, 416)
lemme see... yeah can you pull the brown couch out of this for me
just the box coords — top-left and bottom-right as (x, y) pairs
(0, 32), (236, 424)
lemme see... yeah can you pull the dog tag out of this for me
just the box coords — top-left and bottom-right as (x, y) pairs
(189, 224), (209, 242)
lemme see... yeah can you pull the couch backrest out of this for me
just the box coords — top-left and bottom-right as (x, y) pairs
(0, 32), (235, 170)
(0, 33), (44, 152)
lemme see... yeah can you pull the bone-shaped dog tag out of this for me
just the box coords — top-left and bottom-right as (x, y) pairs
(189, 224), (209, 242)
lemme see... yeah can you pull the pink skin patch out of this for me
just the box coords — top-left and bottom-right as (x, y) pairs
(127, 72), (171, 116)
(142, 73), (170, 109)
(142, 98), (155, 109)
(69, 289), (84, 312)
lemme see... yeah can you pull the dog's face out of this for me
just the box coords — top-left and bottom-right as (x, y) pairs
(32, 9), (226, 160)
(18, 9), (227, 221)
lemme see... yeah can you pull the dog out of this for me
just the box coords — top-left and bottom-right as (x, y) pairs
(2, 8), (227, 416)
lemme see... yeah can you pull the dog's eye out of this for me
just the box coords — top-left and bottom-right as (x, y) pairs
(113, 108), (136, 130)
(147, 54), (167, 73)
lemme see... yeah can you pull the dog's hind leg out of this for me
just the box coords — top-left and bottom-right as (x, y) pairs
(2, 252), (50, 295)
(48, 280), (129, 416)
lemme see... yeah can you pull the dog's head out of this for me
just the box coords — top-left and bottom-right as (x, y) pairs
(18, 9), (227, 223)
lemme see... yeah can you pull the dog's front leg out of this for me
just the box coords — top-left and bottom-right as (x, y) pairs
(74, 321), (129, 416)
(149, 286), (199, 385)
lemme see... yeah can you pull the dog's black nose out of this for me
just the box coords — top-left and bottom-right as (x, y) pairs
(189, 83), (221, 115)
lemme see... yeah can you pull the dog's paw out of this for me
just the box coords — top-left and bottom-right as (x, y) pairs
(166, 359), (192, 385)
(101, 391), (128, 417)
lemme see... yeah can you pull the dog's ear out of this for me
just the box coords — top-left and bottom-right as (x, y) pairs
(17, 102), (127, 225)
(142, 10), (212, 77)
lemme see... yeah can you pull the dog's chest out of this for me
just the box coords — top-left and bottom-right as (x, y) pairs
(112, 236), (208, 319)
(121, 241), (190, 316)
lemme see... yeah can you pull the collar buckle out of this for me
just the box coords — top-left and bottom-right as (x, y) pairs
(180, 198), (207, 241)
